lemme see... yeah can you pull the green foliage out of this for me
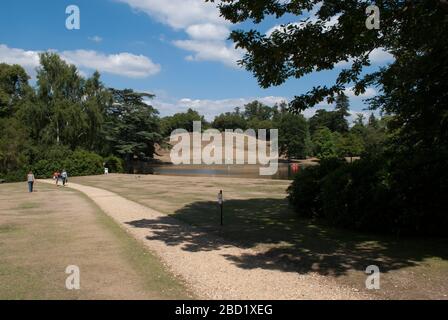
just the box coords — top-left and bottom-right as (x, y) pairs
(337, 132), (365, 159)
(0, 118), (31, 178)
(319, 158), (393, 232)
(31, 145), (71, 178)
(212, 108), (248, 131)
(276, 112), (311, 159)
(287, 158), (346, 219)
(0, 63), (32, 118)
(31, 147), (103, 178)
(209, 0), (448, 237)
(288, 154), (448, 236)
(105, 89), (163, 161)
(65, 149), (104, 177)
(161, 108), (208, 135)
(104, 155), (124, 174)
(311, 127), (340, 160)
(243, 100), (275, 121)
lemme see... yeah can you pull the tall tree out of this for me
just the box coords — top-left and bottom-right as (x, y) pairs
(276, 112), (311, 159)
(212, 109), (248, 131)
(0, 63), (32, 118)
(35, 53), (87, 147)
(161, 108), (208, 135)
(333, 92), (350, 133)
(105, 89), (163, 162)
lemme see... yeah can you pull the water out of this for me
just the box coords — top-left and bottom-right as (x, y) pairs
(144, 163), (302, 180)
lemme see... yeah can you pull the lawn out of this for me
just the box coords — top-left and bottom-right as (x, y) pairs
(0, 182), (192, 300)
(71, 174), (448, 300)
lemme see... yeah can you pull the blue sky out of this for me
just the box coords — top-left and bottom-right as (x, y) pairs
(0, 0), (392, 120)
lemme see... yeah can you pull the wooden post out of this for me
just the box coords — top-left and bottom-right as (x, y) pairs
(218, 190), (223, 226)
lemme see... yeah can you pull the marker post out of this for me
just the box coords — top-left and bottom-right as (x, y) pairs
(218, 190), (223, 226)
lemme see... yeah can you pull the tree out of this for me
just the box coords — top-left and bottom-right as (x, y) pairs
(35, 53), (87, 147)
(309, 109), (333, 135)
(337, 133), (365, 162)
(276, 112), (310, 159)
(334, 92), (350, 133)
(83, 71), (111, 152)
(243, 100), (275, 121)
(211, 0), (448, 235)
(312, 127), (339, 160)
(212, 108), (248, 131)
(0, 118), (30, 177)
(368, 113), (379, 129)
(309, 107), (349, 134)
(105, 89), (163, 162)
(209, 0), (447, 111)
(0, 63), (32, 118)
(161, 108), (208, 135)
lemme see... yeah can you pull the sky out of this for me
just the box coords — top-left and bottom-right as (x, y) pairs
(0, 0), (393, 121)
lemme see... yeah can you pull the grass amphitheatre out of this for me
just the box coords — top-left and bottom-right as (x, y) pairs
(1, 0), (447, 303)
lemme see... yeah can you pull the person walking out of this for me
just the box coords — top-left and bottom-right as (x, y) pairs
(27, 171), (35, 193)
(53, 171), (60, 186)
(61, 169), (68, 186)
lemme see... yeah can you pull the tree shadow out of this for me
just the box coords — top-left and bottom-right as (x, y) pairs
(125, 198), (448, 277)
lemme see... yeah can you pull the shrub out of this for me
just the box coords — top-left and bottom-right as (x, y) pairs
(287, 158), (345, 219)
(31, 145), (73, 178)
(30, 147), (103, 178)
(64, 149), (104, 177)
(103, 155), (124, 173)
(320, 158), (394, 232)
(0, 168), (28, 183)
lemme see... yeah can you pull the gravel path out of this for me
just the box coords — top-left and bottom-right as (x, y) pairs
(41, 180), (370, 300)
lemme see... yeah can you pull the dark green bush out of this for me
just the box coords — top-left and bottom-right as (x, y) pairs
(31, 145), (72, 178)
(0, 168), (28, 183)
(288, 153), (448, 236)
(30, 147), (103, 178)
(65, 149), (104, 177)
(320, 158), (394, 232)
(288, 156), (396, 233)
(287, 158), (345, 219)
(103, 155), (124, 173)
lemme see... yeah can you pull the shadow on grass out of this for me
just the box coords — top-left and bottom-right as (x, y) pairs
(126, 198), (448, 277)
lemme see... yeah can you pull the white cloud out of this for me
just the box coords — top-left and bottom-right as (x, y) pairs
(61, 50), (161, 78)
(118, 0), (241, 67)
(173, 40), (243, 67)
(88, 36), (103, 43)
(186, 23), (230, 41)
(0, 44), (40, 75)
(0, 44), (160, 78)
(344, 86), (377, 99)
(117, 0), (225, 29)
(368, 48), (394, 64)
(152, 96), (288, 120)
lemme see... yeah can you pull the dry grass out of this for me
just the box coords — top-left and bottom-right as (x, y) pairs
(0, 182), (192, 300)
(71, 174), (448, 300)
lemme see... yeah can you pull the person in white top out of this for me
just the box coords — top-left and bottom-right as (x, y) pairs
(61, 169), (68, 186)
(27, 171), (35, 193)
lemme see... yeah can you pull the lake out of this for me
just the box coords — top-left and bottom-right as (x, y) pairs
(133, 163), (305, 180)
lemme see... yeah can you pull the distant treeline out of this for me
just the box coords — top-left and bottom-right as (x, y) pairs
(161, 95), (387, 161)
(0, 52), (386, 182)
